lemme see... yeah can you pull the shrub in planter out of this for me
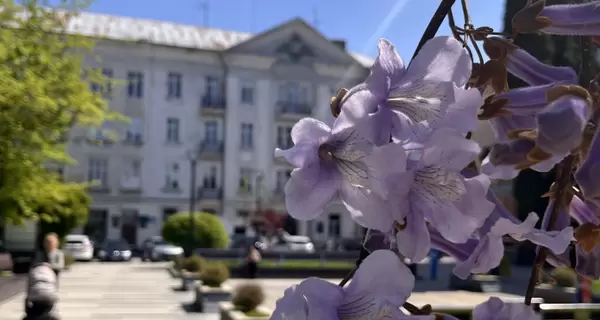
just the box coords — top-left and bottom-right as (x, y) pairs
(162, 212), (229, 249)
(232, 283), (265, 313)
(64, 253), (75, 268)
(550, 267), (578, 287)
(184, 255), (207, 273)
(173, 255), (185, 271)
(201, 262), (230, 287)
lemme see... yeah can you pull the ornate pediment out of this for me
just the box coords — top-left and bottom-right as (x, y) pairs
(275, 33), (315, 63)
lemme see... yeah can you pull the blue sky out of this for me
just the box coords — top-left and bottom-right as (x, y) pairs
(83, 0), (505, 59)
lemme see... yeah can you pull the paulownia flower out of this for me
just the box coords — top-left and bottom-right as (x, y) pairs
(334, 37), (482, 145)
(392, 129), (494, 262)
(440, 297), (540, 320)
(536, 85), (592, 156)
(270, 250), (435, 320)
(274, 118), (406, 231)
(513, 0), (600, 37)
(433, 176), (572, 279)
(483, 37), (577, 87)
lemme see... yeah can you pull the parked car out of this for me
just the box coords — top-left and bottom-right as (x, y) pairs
(97, 239), (133, 262)
(229, 235), (267, 252)
(269, 235), (315, 253)
(63, 234), (94, 261)
(141, 236), (183, 262)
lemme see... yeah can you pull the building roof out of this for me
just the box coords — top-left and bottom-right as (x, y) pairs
(66, 12), (375, 67)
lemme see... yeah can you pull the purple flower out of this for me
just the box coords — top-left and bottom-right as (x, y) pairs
(441, 297), (540, 320)
(481, 139), (560, 180)
(270, 250), (434, 320)
(575, 121), (600, 211)
(536, 86), (592, 156)
(392, 129), (494, 262)
(335, 37), (482, 145)
(515, 1), (600, 37)
(434, 184), (572, 279)
(274, 118), (408, 231)
(484, 37), (577, 86)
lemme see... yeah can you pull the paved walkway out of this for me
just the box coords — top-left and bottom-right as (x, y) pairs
(0, 261), (217, 320)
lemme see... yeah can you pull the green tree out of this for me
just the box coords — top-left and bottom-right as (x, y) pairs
(0, 0), (122, 225)
(162, 212), (230, 249)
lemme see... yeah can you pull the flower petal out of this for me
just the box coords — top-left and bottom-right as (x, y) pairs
(441, 87), (484, 135)
(271, 277), (343, 320)
(420, 128), (481, 171)
(340, 182), (395, 231)
(453, 235), (504, 280)
(366, 39), (406, 98)
(472, 297), (540, 320)
(284, 165), (340, 220)
(403, 36), (472, 86)
(396, 209), (431, 262)
(291, 117), (332, 145)
(342, 250), (414, 311)
(275, 143), (319, 168)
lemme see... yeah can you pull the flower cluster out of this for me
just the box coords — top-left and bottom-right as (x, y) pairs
(270, 1), (600, 319)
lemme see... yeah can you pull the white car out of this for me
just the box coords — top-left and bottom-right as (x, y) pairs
(142, 236), (184, 262)
(63, 234), (94, 261)
(270, 235), (315, 253)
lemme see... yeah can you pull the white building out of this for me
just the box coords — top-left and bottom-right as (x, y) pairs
(63, 12), (374, 246)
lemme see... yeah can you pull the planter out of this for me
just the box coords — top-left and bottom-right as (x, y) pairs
(448, 274), (501, 293)
(533, 283), (576, 303)
(167, 267), (181, 278)
(191, 282), (232, 312)
(219, 302), (271, 320)
(229, 266), (351, 279)
(198, 282), (232, 302)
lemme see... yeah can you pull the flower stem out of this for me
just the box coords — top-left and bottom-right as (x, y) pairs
(523, 154), (575, 305)
(411, 0), (458, 61)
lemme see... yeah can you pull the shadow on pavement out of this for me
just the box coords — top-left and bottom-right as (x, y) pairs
(0, 275), (26, 304)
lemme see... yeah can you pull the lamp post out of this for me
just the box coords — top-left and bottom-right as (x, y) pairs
(253, 172), (264, 235)
(186, 148), (200, 256)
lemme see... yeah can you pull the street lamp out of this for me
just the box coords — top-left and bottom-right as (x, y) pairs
(253, 172), (264, 235)
(186, 147), (201, 256)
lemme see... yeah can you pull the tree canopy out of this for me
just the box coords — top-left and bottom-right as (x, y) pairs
(0, 0), (121, 226)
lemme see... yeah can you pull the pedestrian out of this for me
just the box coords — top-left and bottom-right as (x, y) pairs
(246, 245), (261, 279)
(34, 233), (65, 284)
(23, 262), (59, 320)
(429, 249), (442, 280)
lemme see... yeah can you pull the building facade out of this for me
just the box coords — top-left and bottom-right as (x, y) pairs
(64, 12), (373, 246)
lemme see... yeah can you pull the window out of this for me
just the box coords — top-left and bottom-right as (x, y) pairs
(237, 210), (249, 218)
(240, 123), (254, 150)
(203, 166), (218, 189)
(162, 207), (178, 222)
(240, 81), (255, 105)
(88, 158), (108, 186)
(205, 76), (221, 100)
(92, 122), (112, 141)
(276, 126), (293, 149)
(123, 160), (141, 180)
(167, 72), (182, 99)
(276, 170), (292, 192)
(239, 168), (253, 191)
(125, 118), (143, 144)
(166, 118), (180, 143)
(205, 121), (218, 143)
(279, 83), (308, 106)
(328, 214), (341, 237)
(165, 162), (180, 190)
(102, 68), (113, 96)
(127, 71), (144, 98)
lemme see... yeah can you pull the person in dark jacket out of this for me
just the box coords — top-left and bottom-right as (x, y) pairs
(23, 262), (58, 320)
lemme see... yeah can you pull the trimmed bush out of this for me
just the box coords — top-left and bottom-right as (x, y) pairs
(184, 255), (207, 273)
(232, 283), (265, 312)
(173, 255), (185, 271)
(550, 267), (578, 287)
(201, 262), (230, 287)
(162, 212), (229, 249)
(64, 253), (75, 268)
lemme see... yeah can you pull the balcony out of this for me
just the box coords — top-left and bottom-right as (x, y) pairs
(276, 101), (312, 121)
(200, 95), (226, 116)
(198, 187), (223, 200)
(199, 140), (224, 161)
(120, 177), (142, 193)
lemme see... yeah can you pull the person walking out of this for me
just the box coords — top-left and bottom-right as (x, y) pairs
(23, 262), (59, 320)
(429, 249), (442, 281)
(34, 233), (65, 283)
(246, 246), (261, 279)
